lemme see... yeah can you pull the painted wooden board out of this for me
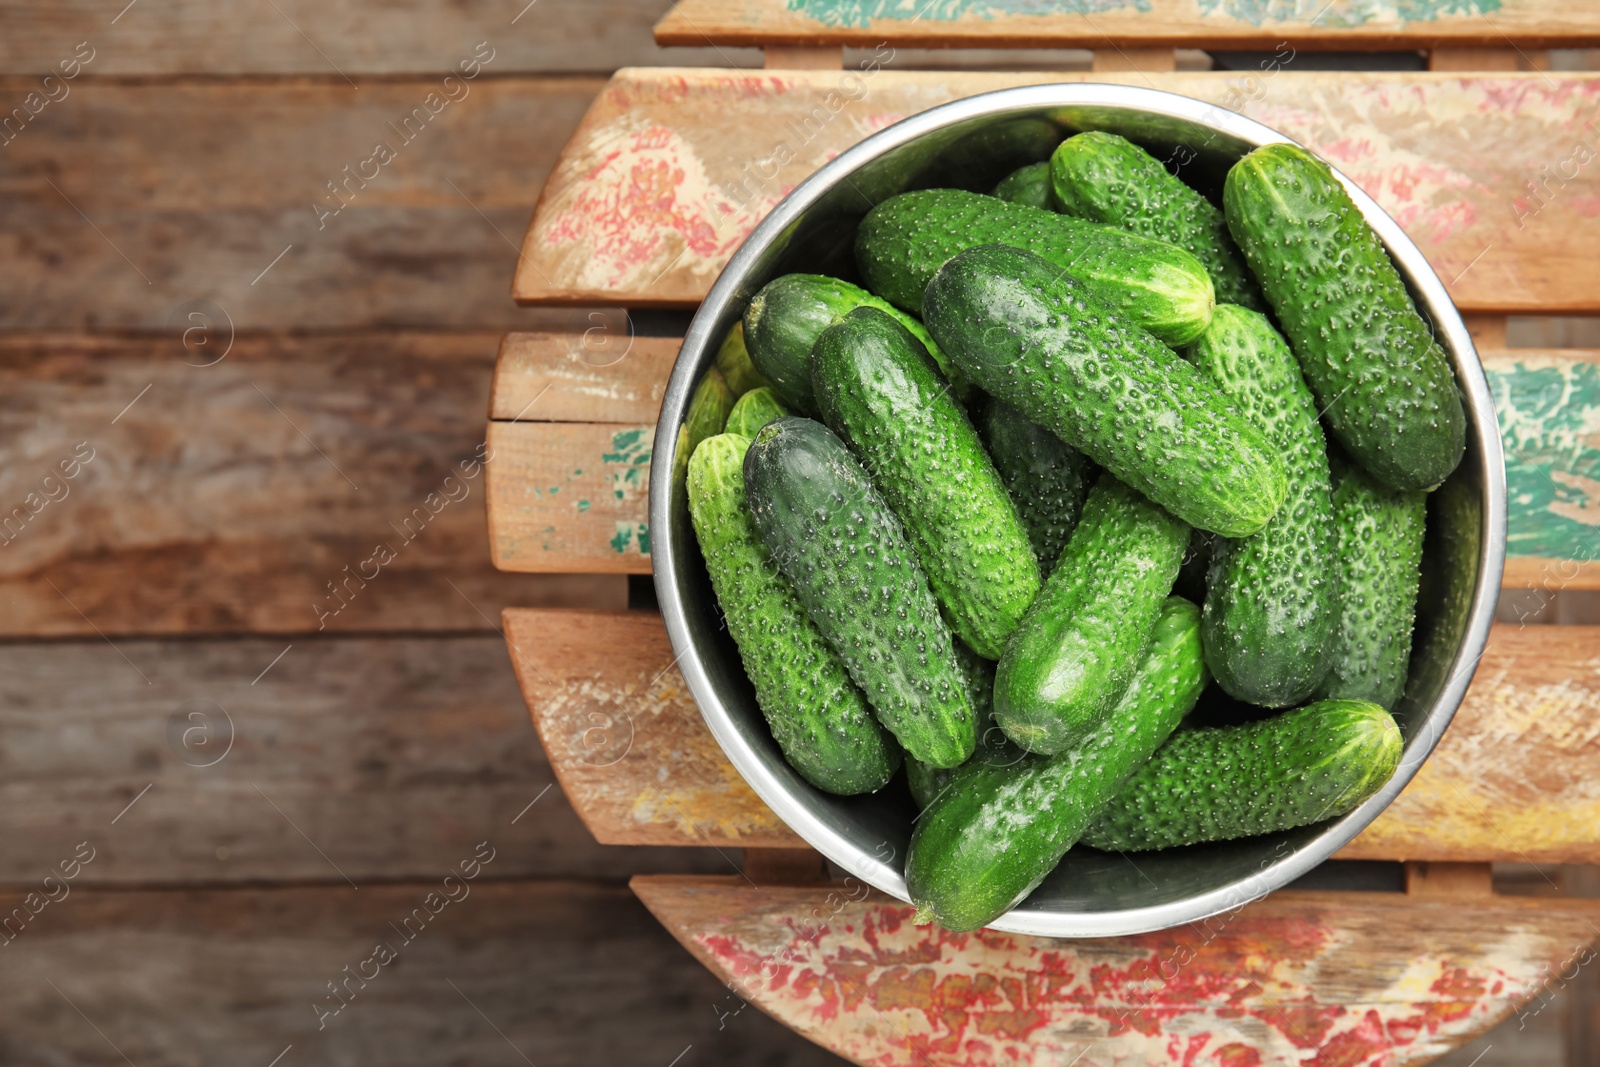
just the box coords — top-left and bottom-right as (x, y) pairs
(487, 343), (1600, 587)
(504, 610), (1600, 862)
(514, 69), (1600, 314)
(656, 0), (1600, 50)
(635, 876), (1600, 1067)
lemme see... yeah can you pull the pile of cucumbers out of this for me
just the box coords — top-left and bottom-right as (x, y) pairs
(684, 132), (1463, 933)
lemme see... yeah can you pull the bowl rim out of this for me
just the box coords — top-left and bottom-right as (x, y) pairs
(650, 82), (1508, 938)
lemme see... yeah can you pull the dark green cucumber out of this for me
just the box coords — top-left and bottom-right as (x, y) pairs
(992, 161), (1054, 210)
(1316, 463), (1427, 709)
(1188, 304), (1338, 707)
(1051, 132), (1264, 311)
(743, 418), (975, 768)
(742, 273), (959, 414)
(905, 641), (1024, 809)
(812, 308), (1039, 659)
(715, 320), (771, 396)
(994, 476), (1189, 754)
(919, 117), (1060, 191)
(688, 433), (899, 794)
(907, 596), (1207, 932)
(855, 188), (1215, 345)
(1224, 143), (1466, 491)
(973, 395), (1089, 575)
(923, 244), (1287, 538)
(1082, 698), (1402, 852)
(724, 386), (790, 438)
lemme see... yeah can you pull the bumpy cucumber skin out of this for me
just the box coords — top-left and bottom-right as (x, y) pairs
(1082, 698), (1402, 852)
(994, 477), (1189, 754)
(855, 188), (1215, 346)
(974, 396), (1089, 576)
(1224, 143), (1466, 492)
(1188, 305), (1339, 707)
(1051, 132), (1265, 312)
(905, 641), (1024, 809)
(742, 273), (959, 414)
(992, 162), (1055, 210)
(715, 321), (772, 396)
(1316, 463), (1427, 709)
(688, 434), (899, 794)
(743, 418), (976, 768)
(924, 244), (1287, 538)
(907, 597), (1207, 932)
(685, 368), (734, 445)
(724, 386), (790, 439)
(812, 308), (1040, 660)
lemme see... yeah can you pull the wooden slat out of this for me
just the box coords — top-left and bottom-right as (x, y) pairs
(636, 876), (1600, 1067)
(0, 332), (622, 636)
(488, 345), (1600, 586)
(506, 611), (1600, 862)
(0, 881), (828, 1066)
(655, 0), (1600, 50)
(514, 69), (1600, 314)
(490, 331), (680, 424)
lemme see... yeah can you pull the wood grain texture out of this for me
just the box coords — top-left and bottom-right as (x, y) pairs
(514, 69), (1600, 314)
(504, 612), (1600, 861)
(0, 634), (732, 886)
(655, 0), (1600, 49)
(636, 876), (1600, 1067)
(0, 881), (839, 1066)
(0, 332), (623, 636)
(490, 330), (681, 424)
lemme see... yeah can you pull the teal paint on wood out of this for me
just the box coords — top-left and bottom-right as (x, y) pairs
(784, 0), (1148, 27)
(783, 0), (1494, 26)
(1195, 0), (1501, 27)
(1489, 356), (1600, 562)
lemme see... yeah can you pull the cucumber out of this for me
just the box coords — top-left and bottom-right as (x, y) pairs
(905, 641), (1024, 809)
(992, 161), (1054, 210)
(672, 368), (736, 493)
(906, 596), (1207, 932)
(714, 321), (771, 396)
(812, 308), (1040, 659)
(688, 434), (899, 794)
(854, 187), (1215, 345)
(994, 476), (1189, 754)
(724, 386), (789, 438)
(1050, 132), (1265, 312)
(923, 244), (1287, 538)
(1188, 305), (1339, 707)
(743, 418), (976, 768)
(742, 273), (960, 414)
(1224, 143), (1466, 492)
(973, 395), (1089, 575)
(920, 117), (1060, 192)
(1316, 462), (1427, 709)
(1081, 698), (1402, 852)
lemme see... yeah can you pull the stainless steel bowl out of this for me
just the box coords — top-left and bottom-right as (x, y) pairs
(649, 84), (1507, 938)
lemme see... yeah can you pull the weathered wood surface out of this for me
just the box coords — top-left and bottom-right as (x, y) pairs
(0, 635), (730, 885)
(0, 332), (622, 636)
(505, 610), (1600, 863)
(514, 69), (1600, 313)
(488, 342), (1600, 587)
(0, 881), (839, 1066)
(656, 0), (1600, 51)
(636, 876), (1600, 1067)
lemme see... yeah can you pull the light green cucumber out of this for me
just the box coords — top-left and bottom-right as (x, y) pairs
(715, 321), (771, 396)
(991, 161), (1054, 210)
(724, 386), (790, 438)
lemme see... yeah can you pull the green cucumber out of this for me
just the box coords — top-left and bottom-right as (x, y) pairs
(920, 117), (1060, 192)
(906, 596), (1207, 932)
(743, 273), (960, 414)
(1187, 305), (1339, 707)
(1224, 143), (1466, 492)
(923, 244), (1287, 538)
(854, 187), (1215, 345)
(672, 369), (736, 493)
(688, 433), (899, 794)
(812, 308), (1040, 659)
(973, 395), (1089, 575)
(1316, 463), (1427, 709)
(1051, 132), (1265, 311)
(724, 386), (789, 438)
(994, 476), (1189, 754)
(905, 641), (1024, 809)
(715, 321), (771, 396)
(1081, 698), (1402, 852)
(992, 161), (1054, 210)
(743, 418), (976, 768)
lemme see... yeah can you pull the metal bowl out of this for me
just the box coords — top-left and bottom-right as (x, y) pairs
(649, 84), (1507, 938)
